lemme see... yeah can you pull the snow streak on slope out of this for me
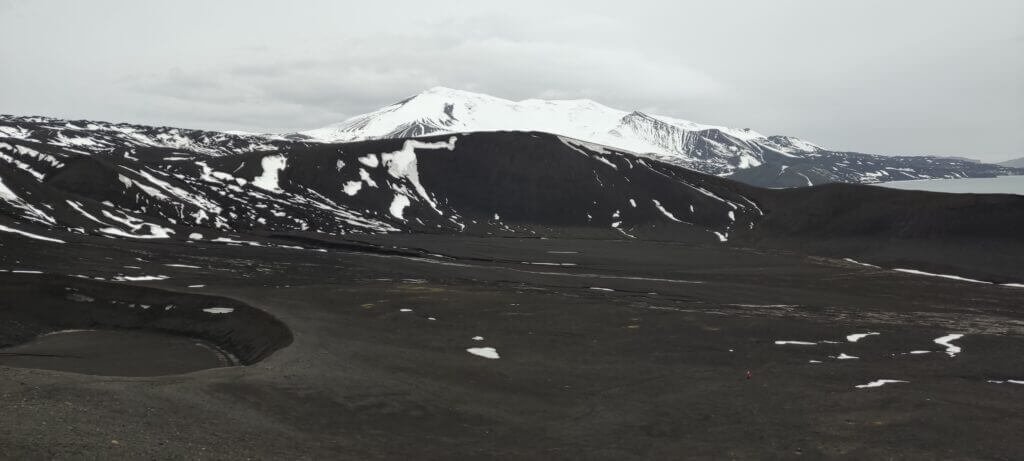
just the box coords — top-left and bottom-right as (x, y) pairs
(0, 124), (758, 245)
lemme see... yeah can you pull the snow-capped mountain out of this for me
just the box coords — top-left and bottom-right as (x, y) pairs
(297, 87), (1017, 187)
(0, 115), (768, 244)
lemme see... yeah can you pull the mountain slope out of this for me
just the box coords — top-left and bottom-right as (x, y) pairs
(2, 114), (1023, 281)
(298, 87), (1018, 188)
(999, 156), (1024, 168)
(0, 115), (765, 244)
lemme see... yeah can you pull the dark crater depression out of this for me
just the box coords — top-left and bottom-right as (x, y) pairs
(0, 273), (292, 376)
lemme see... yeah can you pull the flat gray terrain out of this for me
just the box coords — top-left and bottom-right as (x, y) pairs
(1, 233), (1022, 459)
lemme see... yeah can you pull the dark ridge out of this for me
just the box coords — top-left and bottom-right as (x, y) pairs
(737, 183), (1024, 282)
(0, 126), (1021, 279)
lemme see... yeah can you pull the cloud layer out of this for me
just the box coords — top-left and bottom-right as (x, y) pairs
(1, 0), (1021, 160)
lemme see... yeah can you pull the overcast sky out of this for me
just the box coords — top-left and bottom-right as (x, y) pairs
(1, 0), (1021, 160)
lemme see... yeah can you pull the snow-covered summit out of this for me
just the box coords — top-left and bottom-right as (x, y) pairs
(298, 87), (802, 174)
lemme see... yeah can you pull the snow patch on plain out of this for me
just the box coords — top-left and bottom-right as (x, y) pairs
(934, 334), (964, 357)
(466, 347), (500, 359)
(202, 307), (234, 314)
(855, 379), (907, 389)
(893, 268), (991, 284)
(846, 332), (879, 343)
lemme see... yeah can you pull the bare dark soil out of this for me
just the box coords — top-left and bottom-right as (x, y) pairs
(0, 232), (1021, 459)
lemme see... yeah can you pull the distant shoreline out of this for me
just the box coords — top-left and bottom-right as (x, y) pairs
(877, 174), (1024, 195)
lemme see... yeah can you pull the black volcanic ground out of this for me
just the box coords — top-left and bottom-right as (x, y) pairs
(0, 128), (1022, 458)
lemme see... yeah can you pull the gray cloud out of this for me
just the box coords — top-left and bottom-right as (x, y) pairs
(1, 0), (1020, 160)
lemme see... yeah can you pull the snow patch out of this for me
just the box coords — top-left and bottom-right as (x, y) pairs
(113, 275), (169, 282)
(389, 194), (411, 220)
(0, 224), (65, 243)
(893, 268), (991, 284)
(651, 199), (681, 222)
(252, 154), (287, 192)
(202, 307), (234, 314)
(855, 379), (907, 389)
(357, 154), (379, 168)
(846, 332), (880, 343)
(934, 334), (964, 357)
(343, 181), (362, 196)
(466, 347), (500, 359)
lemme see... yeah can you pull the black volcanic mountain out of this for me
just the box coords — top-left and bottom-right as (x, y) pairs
(0, 114), (1021, 281)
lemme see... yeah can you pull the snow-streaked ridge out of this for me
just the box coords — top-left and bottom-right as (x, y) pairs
(299, 87), (811, 174)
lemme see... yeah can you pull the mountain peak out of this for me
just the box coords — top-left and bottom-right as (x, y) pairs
(299, 88), (860, 175)
(404, 86), (505, 104)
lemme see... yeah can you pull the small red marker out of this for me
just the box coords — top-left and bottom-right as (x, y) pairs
(746, 370), (752, 379)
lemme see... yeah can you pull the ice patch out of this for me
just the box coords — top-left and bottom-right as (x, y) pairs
(100, 223), (175, 239)
(0, 176), (56, 225)
(472, 336), (484, 341)
(893, 268), (991, 285)
(113, 275), (169, 282)
(202, 307), (234, 314)
(389, 194), (411, 220)
(357, 154), (379, 168)
(651, 199), (681, 222)
(378, 137), (455, 215)
(934, 333), (964, 357)
(211, 237), (261, 246)
(846, 332), (880, 343)
(0, 224), (65, 243)
(836, 353), (859, 360)
(343, 181), (362, 196)
(252, 154), (287, 192)
(843, 258), (879, 268)
(358, 168), (377, 188)
(775, 341), (816, 345)
(589, 287), (614, 292)
(188, 232), (203, 240)
(855, 379), (907, 389)
(466, 347), (500, 359)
